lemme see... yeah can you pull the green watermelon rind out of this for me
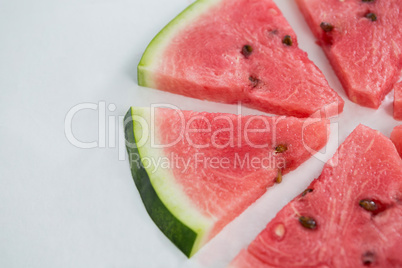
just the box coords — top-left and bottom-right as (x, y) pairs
(137, 0), (219, 88)
(124, 107), (213, 257)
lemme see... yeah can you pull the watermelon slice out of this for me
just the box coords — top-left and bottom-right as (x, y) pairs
(394, 82), (402, 120)
(124, 107), (329, 257)
(391, 125), (402, 158)
(138, 0), (344, 118)
(297, 0), (402, 109)
(230, 124), (402, 267)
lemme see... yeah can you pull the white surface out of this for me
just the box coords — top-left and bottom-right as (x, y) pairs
(0, 0), (400, 267)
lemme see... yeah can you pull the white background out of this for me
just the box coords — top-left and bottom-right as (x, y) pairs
(0, 0), (400, 267)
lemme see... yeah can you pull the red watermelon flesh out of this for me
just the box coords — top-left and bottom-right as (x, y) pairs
(154, 108), (329, 240)
(138, 0), (344, 118)
(230, 125), (402, 267)
(394, 82), (402, 120)
(296, 0), (402, 109)
(391, 125), (402, 158)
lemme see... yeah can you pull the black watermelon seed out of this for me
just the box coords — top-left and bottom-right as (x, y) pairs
(301, 189), (313, 197)
(359, 199), (378, 212)
(282, 35), (293, 46)
(365, 13), (377, 21)
(249, 76), (259, 87)
(320, 22), (334, 32)
(275, 144), (288, 153)
(275, 169), (283, 184)
(362, 0), (375, 2)
(299, 216), (317, 230)
(241, 45), (253, 58)
(359, 198), (391, 216)
(362, 251), (375, 266)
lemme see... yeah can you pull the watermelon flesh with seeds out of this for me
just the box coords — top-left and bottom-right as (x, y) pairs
(230, 124), (402, 268)
(394, 82), (402, 120)
(125, 107), (329, 257)
(138, 0), (344, 118)
(297, 0), (402, 109)
(391, 125), (402, 158)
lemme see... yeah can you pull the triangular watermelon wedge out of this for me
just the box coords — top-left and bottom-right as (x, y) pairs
(124, 107), (329, 257)
(138, 0), (344, 118)
(297, 0), (402, 109)
(230, 125), (402, 267)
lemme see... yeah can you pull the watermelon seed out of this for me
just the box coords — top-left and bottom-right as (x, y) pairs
(241, 45), (253, 58)
(302, 188), (313, 197)
(362, 251), (375, 266)
(249, 76), (259, 87)
(365, 13), (377, 21)
(299, 216), (317, 230)
(362, 0), (375, 2)
(320, 22), (334, 32)
(359, 199), (378, 212)
(282, 35), (293, 46)
(275, 169), (283, 184)
(275, 144), (288, 153)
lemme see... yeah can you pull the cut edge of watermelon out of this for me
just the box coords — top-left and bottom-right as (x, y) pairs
(125, 107), (214, 257)
(394, 83), (402, 120)
(228, 249), (266, 268)
(137, 0), (219, 88)
(391, 125), (402, 158)
(324, 47), (390, 109)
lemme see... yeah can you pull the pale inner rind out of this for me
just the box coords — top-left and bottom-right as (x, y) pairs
(132, 107), (214, 256)
(137, 0), (221, 88)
